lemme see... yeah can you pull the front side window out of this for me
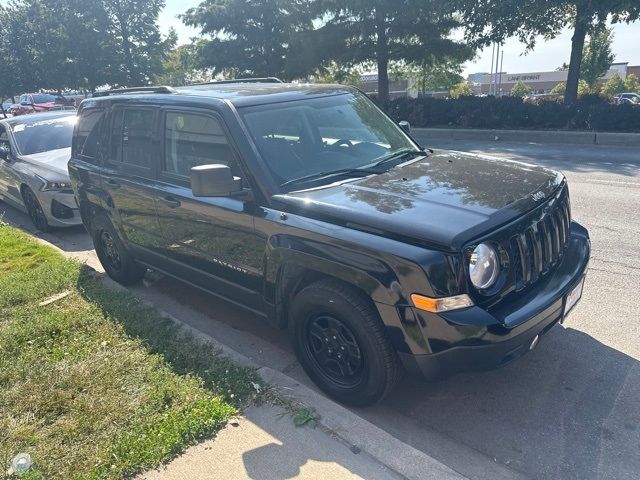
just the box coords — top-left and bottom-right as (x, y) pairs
(164, 111), (235, 178)
(10, 115), (76, 155)
(240, 93), (419, 191)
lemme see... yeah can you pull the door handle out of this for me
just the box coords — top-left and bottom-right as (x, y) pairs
(105, 179), (120, 190)
(159, 195), (181, 208)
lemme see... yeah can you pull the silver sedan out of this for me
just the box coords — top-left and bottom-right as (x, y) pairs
(0, 111), (81, 231)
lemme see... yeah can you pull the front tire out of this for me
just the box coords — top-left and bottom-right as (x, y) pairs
(91, 214), (145, 285)
(22, 187), (50, 232)
(289, 279), (402, 407)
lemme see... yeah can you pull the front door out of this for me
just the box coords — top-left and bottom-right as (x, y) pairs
(102, 106), (165, 263)
(154, 108), (265, 311)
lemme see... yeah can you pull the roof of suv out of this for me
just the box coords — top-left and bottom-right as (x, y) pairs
(92, 82), (355, 108)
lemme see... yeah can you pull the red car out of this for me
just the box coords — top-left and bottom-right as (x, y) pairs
(12, 93), (73, 116)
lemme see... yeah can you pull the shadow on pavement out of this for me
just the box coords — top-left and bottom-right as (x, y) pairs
(369, 324), (640, 480)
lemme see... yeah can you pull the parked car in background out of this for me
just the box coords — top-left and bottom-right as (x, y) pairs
(613, 93), (640, 105)
(12, 93), (74, 116)
(69, 82), (590, 406)
(0, 111), (81, 231)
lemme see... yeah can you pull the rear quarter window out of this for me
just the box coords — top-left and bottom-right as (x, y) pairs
(74, 107), (106, 163)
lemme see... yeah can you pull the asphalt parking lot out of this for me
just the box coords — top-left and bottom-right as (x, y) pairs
(2, 139), (639, 480)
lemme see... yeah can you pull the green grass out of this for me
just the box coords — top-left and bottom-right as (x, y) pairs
(0, 224), (263, 479)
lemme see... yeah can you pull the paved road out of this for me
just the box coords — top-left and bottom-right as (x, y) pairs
(2, 140), (639, 480)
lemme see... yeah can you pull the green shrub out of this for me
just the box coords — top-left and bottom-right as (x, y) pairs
(379, 95), (640, 132)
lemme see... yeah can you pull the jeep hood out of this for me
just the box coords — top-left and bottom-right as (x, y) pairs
(273, 150), (564, 251)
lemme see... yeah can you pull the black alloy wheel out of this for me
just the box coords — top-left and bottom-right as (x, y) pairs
(23, 187), (50, 232)
(99, 230), (122, 274)
(92, 214), (146, 285)
(289, 279), (402, 407)
(305, 314), (365, 388)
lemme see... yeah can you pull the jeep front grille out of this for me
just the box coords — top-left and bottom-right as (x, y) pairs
(510, 195), (571, 290)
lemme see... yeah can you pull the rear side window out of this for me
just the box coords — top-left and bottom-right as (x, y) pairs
(74, 108), (105, 162)
(110, 108), (155, 169)
(163, 111), (235, 178)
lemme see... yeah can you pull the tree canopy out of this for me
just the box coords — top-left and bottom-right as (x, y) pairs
(580, 27), (615, 87)
(0, 0), (170, 98)
(454, 0), (640, 104)
(181, 0), (316, 80)
(310, 0), (472, 103)
(511, 81), (532, 98)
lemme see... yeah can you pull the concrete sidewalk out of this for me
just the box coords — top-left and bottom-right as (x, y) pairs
(139, 405), (401, 480)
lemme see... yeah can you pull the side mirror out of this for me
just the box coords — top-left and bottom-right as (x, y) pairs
(399, 120), (411, 134)
(190, 164), (242, 197)
(0, 145), (9, 160)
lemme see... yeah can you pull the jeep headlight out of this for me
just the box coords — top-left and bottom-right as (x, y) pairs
(469, 243), (499, 290)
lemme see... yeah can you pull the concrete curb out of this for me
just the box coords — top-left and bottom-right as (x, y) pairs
(413, 127), (640, 147)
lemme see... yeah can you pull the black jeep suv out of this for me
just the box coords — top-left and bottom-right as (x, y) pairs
(69, 81), (590, 406)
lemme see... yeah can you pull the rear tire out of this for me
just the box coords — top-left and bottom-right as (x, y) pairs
(289, 279), (402, 407)
(91, 214), (145, 285)
(22, 187), (51, 232)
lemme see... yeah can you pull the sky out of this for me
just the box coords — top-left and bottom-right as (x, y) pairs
(161, 1), (640, 77)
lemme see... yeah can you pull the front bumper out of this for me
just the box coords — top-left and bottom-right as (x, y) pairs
(400, 222), (590, 380)
(41, 190), (82, 227)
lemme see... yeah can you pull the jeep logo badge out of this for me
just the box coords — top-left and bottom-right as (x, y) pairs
(532, 191), (546, 202)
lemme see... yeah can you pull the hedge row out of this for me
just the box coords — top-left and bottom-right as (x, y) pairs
(378, 96), (640, 132)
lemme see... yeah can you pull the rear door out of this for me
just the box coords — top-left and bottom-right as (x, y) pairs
(154, 108), (266, 311)
(102, 105), (165, 263)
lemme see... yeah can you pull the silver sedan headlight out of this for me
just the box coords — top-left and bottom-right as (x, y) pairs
(469, 243), (500, 290)
(36, 175), (71, 192)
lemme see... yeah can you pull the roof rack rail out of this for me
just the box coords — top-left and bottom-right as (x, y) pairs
(188, 77), (283, 86)
(92, 86), (177, 97)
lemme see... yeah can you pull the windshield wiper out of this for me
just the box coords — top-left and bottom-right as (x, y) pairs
(370, 148), (424, 168)
(280, 167), (382, 188)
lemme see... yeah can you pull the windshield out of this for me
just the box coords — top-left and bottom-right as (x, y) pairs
(240, 93), (420, 191)
(11, 115), (76, 155)
(32, 94), (61, 104)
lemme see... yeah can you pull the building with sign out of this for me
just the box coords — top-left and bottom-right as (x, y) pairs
(470, 62), (639, 95)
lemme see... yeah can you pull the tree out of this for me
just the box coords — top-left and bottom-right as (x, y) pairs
(313, 0), (473, 104)
(0, 0), (73, 93)
(550, 82), (566, 95)
(511, 81), (531, 98)
(153, 36), (213, 86)
(0, 0), (169, 93)
(624, 73), (640, 93)
(580, 27), (615, 87)
(182, 0), (316, 80)
(454, 0), (640, 104)
(311, 63), (365, 87)
(450, 82), (473, 99)
(102, 0), (168, 86)
(393, 59), (464, 95)
(601, 71), (626, 97)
